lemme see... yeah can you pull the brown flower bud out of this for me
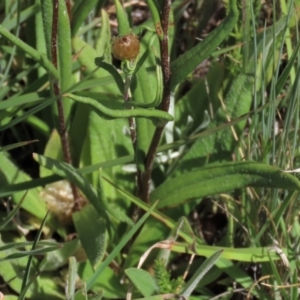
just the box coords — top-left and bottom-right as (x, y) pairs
(112, 33), (140, 61)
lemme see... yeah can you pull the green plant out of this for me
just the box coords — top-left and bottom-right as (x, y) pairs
(1, 0), (300, 299)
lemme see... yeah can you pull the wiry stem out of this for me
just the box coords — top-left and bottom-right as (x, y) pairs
(142, 0), (172, 203)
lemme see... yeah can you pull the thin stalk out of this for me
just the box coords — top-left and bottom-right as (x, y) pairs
(142, 0), (171, 203)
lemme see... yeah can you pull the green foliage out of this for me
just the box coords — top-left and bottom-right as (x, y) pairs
(154, 259), (184, 294)
(1, 0), (300, 299)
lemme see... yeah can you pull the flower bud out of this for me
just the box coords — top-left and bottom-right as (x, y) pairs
(112, 33), (140, 61)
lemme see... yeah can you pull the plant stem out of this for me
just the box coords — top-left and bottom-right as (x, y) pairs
(142, 0), (172, 203)
(51, 0), (80, 208)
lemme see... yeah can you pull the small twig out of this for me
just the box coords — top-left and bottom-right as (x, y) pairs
(142, 0), (172, 203)
(51, 0), (80, 208)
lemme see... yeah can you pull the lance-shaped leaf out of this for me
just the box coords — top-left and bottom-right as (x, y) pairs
(150, 161), (300, 208)
(181, 249), (223, 298)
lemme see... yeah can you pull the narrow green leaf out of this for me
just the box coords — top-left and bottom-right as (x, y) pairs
(2, 3), (40, 31)
(133, 295), (183, 300)
(39, 0), (53, 60)
(58, 0), (73, 120)
(17, 273), (40, 300)
(275, 39), (300, 95)
(0, 241), (61, 252)
(71, 0), (99, 36)
(0, 154), (134, 197)
(0, 140), (38, 153)
(95, 9), (111, 60)
(181, 249), (223, 298)
(0, 92), (47, 110)
(94, 57), (124, 94)
(114, 0), (131, 35)
(20, 210), (49, 298)
(67, 257), (77, 300)
(65, 93), (173, 123)
(145, 0), (163, 40)
(0, 246), (61, 262)
(0, 193), (25, 230)
(151, 161), (300, 208)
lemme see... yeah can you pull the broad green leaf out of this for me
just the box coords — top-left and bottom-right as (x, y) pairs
(73, 204), (107, 269)
(79, 108), (134, 203)
(125, 268), (158, 297)
(151, 161), (300, 209)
